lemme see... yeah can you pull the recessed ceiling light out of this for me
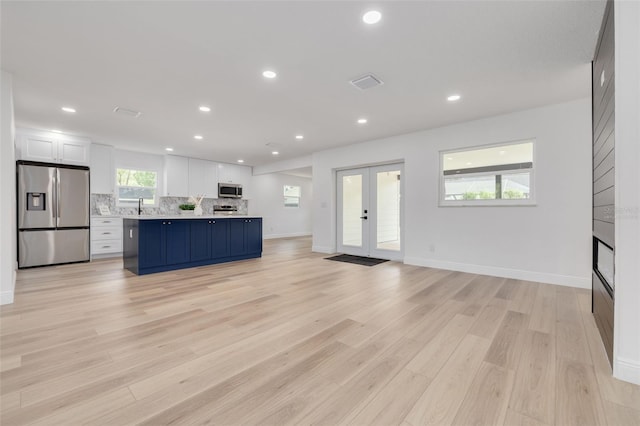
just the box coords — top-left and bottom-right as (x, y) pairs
(295, 135), (304, 140)
(61, 107), (76, 113)
(362, 10), (382, 25)
(262, 70), (277, 79)
(499, 150), (506, 155)
(51, 129), (62, 133)
(237, 159), (245, 163)
(446, 157), (453, 160)
(166, 148), (174, 152)
(466, 162), (472, 165)
(272, 151), (279, 155)
(447, 94), (461, 102)
(357, 118), (368, 124)
(199, 106), (211, 112)
(194, 135), (203, 140)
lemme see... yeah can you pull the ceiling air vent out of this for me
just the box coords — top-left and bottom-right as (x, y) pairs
(350, 74), (383, 90)
(113, 107), (142, 118)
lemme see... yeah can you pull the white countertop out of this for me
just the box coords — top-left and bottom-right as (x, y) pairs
(122, 215), (260, 220)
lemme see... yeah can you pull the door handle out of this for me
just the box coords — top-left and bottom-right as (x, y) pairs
(360, 216), (368, 220)
(56, 168), (61, 222)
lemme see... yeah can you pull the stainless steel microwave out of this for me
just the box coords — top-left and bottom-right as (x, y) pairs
(218, 183), (243, 198)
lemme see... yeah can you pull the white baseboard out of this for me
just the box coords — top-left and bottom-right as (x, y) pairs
(312, 245), (335, 254)
(403, 257), (590, 289)
(614, 357), (640, 385)
(263, 232), (311, 240)
(0, 290), (14, 305)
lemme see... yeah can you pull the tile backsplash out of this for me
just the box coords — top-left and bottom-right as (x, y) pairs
(91, 194), (248, 216)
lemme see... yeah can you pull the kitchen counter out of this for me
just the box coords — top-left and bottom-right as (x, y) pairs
(121, 214), (259, 220)
(123, 216), (262, 275)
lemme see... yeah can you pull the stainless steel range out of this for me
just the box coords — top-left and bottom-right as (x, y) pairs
(213, 205), (238, 215)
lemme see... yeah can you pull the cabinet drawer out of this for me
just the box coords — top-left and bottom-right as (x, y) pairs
(91, 239), (122, 254)
(91, 217), (123, 227)
(92, 226), (122, 241)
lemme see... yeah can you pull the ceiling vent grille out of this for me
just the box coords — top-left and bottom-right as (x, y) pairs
(350, 74), (383, 90)
(113, 107), (142, 118)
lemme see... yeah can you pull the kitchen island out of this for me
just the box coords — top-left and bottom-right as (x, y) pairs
(123, 216), (262, 275)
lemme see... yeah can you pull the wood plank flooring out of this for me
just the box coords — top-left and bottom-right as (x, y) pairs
(1, 237), (638, 425)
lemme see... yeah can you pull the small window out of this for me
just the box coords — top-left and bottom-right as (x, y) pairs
(116, 169), (158, 206)
(440, 140), (534, 206)
(284, 185), (301, 208)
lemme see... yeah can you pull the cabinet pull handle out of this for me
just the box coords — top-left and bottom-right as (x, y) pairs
(102, 245), (111, 249)
(168, 221), (172, 225)
(162, 222), (166, 225)
(103, 232), (111, 235)
(129, 229), (133, 238)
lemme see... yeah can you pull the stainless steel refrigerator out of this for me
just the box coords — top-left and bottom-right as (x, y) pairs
(17, 161), (90, 268)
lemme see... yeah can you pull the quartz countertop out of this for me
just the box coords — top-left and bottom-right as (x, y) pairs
(122, 215), (260, 220)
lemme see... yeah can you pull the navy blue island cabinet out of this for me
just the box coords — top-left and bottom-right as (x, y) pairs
(123, 217), (262, 275)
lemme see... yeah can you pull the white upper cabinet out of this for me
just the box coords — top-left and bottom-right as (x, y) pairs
(16, 128), (91, 166)
(163, 155), (189, 197)
(90, 144), (115, 194)
(218, 163), (252, 198)
(188, 158), (218, 198)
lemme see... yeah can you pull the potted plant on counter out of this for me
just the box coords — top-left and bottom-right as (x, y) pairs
(178, 203), (196, 215)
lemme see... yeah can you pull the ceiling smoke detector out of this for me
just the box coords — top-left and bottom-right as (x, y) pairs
(350, 74), (384, 90)
(113, 107), (142, 118)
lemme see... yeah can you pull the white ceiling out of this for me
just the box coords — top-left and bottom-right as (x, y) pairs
(1, 1), (605, 167)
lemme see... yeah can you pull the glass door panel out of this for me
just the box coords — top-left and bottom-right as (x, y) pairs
(375, 169), (401, 252)
(337, 168), (369, 256)
(342, 174), (363, 247)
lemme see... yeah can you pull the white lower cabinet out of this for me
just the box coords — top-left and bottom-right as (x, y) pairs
(91, 217), (123, 258)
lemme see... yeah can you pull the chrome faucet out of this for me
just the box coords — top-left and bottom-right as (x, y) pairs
(138, 198), (143, 215)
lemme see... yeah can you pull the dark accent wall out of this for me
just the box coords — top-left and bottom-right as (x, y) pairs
(592, 0), (614, 366)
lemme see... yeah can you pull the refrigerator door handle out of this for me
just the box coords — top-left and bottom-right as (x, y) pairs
(56, 168), (61, 225)
(52, 169), (58, 223)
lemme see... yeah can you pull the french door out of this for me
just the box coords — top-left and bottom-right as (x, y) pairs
(337, 163), (403, 260)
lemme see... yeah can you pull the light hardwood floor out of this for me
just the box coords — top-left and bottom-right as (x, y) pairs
(1, 237), (639, 425)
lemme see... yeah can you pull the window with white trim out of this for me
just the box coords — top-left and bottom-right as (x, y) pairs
(284, 185), (301, 208)
(116, 168), (159, 207)
(440, 140), (535, 206)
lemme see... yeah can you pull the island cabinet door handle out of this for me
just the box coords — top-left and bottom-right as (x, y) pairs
(168, 221), (172, 225)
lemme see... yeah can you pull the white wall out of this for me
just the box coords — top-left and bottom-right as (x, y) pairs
(250, 173), (312, 239)
(313, 97), (592, 288)
(253, 156), (312, 176)
(1, 70), (16, 305)
(613, 0), (640, 385)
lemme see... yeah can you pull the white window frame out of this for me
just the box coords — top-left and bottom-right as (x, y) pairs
(283, 185), (301, 208)
(439, 139), (536, 207)
(115, 168), (160, 207)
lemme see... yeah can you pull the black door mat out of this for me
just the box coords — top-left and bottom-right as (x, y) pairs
(325, 254), (389, 267)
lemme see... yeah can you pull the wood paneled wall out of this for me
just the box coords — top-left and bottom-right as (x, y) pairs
(592, 0), (614, 366)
